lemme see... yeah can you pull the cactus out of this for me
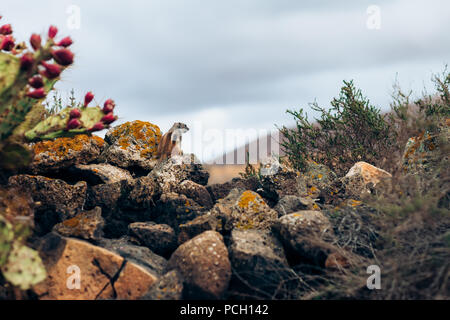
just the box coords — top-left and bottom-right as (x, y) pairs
(0, 188), (45, 290)
(24, 96), (118, 141)
(1, 241), (46, 290)
(0, 16), (118, 170)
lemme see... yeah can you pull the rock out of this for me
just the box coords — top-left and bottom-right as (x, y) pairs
(300, 161), (338, 198)
(175, 180), (213, 209)
(178, 214), (220, 244)
(166, 231), (231, 299)
(98, 237), (167, 276)
(229, 229), (293, 298)
(342, 162), (392, 197)
(153, 192), (205, 231)
(34, 234), (158, 300)
(273, 195), (315, 217)
(86, 181), (122, 212)
(210, 189), (278, 232)
(97, 262), (159, 300)
(402, 122), (449, 175)
(68, 163), (133, 185)
(30, 134), (105, 174)
(119, 176), (161, 211)
(207, 176), (261, 203)
(85, 182), (124, 238)
(99, 120), (162, 172)
(8, 175), (87, 234)
(140, 270), (184, 300)
(150, 154), (209, 193)
(128, 222), (177, 256)
(53, 207), (104, 241)
(273, 211), (333, 265)
(260, 162), (303, 198)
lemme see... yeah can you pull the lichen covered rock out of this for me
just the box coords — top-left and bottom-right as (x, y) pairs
(30, 134), (105, 174)
(210, 189), (278, 231)
(100, 120), (162, 172)
(53, 207), (104, 241)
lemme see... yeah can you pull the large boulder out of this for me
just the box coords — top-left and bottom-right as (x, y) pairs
(8, 175), (87, 234)
(273, 210), (334, 265)
(29, 134), (105, 174)
(99, 120), (162, 172)
(34, 235), (158, 300)
(210, 189), (278, 232)
(166, 231), (231, 299)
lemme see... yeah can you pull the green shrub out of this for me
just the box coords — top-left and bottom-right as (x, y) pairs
(279, 80), (392, 175)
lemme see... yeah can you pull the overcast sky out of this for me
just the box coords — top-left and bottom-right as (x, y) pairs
(3, 0), (449, 161)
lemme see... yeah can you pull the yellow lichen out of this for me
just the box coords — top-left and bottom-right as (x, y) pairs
(33, 134), (104, 160)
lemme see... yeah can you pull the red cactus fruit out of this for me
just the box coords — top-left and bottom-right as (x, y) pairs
(52, 48), (74, 66)
(57, 36), (73, 47)
(30, 33), (41, 50)
(102, 99), (116, 113)
(20, 53), (34, 70)
(0, 24), (12, 35)
(69, 108), (81, 119)
(26, 88), (46, 99)
(84, 91), (94, 107)
(40, 61), (61, 79)
(28, 75), (44, 89)
(89, 122), (105, 132)
(67, 118), (81, 130)
(101, 112), (117, 124)
(48, 25), (58, 39)
(0, 35), (14, 51)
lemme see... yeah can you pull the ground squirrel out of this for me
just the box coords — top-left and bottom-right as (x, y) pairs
(156, 122), (189, 160)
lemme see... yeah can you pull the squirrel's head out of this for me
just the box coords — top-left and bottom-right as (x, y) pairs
(170, 122), (189, 141)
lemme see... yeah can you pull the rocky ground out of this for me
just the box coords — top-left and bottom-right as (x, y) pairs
(0, 119), (448, 300)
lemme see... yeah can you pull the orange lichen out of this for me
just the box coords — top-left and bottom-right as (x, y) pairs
(238, 191), (259, 209)
(32, 134), (104, 159)
(62, 215), (82, 228)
